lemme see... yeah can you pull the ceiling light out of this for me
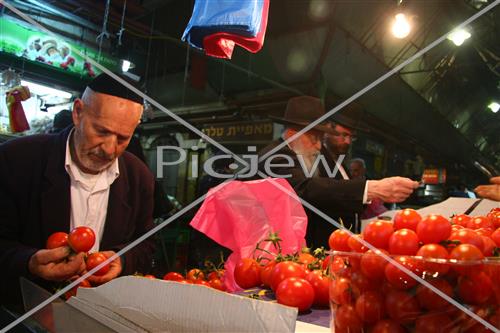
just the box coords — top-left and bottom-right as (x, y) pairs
(21, 80), (72, 99)
(391, 13), (411, 39)
(487, 102), (500, 113)
(121, 59), (135, 72)
(447, 29), (471, 46)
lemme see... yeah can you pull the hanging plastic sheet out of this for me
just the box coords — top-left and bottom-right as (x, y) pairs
(182, 0), (268, 59)
(190, 178), (307, 292)
(202, 0), (269, 59)
(6, 85), (30, 133)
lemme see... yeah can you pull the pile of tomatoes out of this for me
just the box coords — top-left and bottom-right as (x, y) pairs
(47, 226), (111, 298)
(329, 207), (500, 333)
(161, 268), (226, 291)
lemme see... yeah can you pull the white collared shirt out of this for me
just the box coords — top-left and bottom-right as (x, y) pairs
(65, 130), (120, 253)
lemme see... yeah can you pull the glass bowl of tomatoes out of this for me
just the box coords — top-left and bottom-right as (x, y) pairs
(329, 249), (500, 333)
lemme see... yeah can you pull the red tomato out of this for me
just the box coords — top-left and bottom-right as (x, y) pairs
(487, 211), (500, 228)
(393, 208), (421, 231)
(193, 279), (211, 287)
(451, 214), (472, 227)
(350, 271), (377, 293)
(449, 244), (484, 275)
(297, 253), (315, 266)
(68, 227), (95, 253)
(260, 261), (276, 288)
(329, 229), (351, 251)
(448, 228), (484, 252)
(415, 278), (453, 310)
(234, 258), (261, 289)
(458, 272), (493, 304)
(355, 291), (385, 324)
(64, 279), (91, 300)
(388, 228), (419, 255)
(363, 220), (394, 249)
(481, 236), (496, 256)
(186, 268), (205, 281)
(175, 279), (191, 284)
(275, 277), (314, 312)
(143, 275), (155, 279)
(384, 256), (419, 290)
(467, 216), (494, 230)
(491, 228), (500, 247)
(331, 276), (360, 305)
(476, 228), (494, 237)
(347, 234), (368, 253)
(270, 261), (305, 291)
(452, 224), (464, 232)
(335, 304), (363, 330)
(415, 313), (454, 333)
(207, 269), (224, 280)
(85, 252), (110, 276)
(360, 249), (389, 280)
(321, 255), (331, 271)
(305, 270), (330, 307)
(46, 232), (69, 249)
(416, 214), (451, 244)
(416, 243), (450, 276)
(208, 278), (226, 291)
(163, 272), (184, 281)
(371, 319), (405, 333)
(384, 290), (420, 324)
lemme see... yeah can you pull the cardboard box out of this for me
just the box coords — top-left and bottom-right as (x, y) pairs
(67, 276), (302, 332)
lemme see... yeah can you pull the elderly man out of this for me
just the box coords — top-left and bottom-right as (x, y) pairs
(0, 73), (155, 310)
(259, 96), (418, 247)
(349, 158), (367, 180)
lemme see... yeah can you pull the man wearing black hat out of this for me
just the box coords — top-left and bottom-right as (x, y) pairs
(0, 73), (155, 310)
(259, 96), (418, 247)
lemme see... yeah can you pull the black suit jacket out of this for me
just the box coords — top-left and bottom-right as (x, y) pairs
(0, 128), (155, 308)
(258, 140), (365, 247)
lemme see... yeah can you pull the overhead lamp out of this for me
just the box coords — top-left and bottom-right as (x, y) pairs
(487, 102), (500, 113)
(447, 29), (471, 46)
(391, 13), (411, 39)
(121, 59), (135, 72)
(21, 80), (72, 99)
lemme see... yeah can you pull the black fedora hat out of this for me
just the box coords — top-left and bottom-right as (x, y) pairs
(327, 103), (371, 133)
(269, 96), (335, 133)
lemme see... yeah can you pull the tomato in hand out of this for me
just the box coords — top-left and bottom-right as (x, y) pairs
(68, 227), (95, 253)
(186, 268), (205, 281)
(393, 208), (421, 231)
(388, 229), (419, 255)
(86, 252), (110, 276)
(46, 232), (69, 249)
(416, 214), (451, 244)
(363, 220), (394, 249)
(163, 272), (184, 281)
(234, 258), (261, 289)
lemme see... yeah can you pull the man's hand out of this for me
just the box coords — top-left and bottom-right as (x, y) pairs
(474, 176), (500, 202)
(86, 251), (122, 285)
(367, 177), (419, 203)
(28, 247), (86, 281)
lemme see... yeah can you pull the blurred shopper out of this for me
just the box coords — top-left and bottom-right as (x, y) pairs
(0, 73), (155, 310)
(258, 96), (418, 247)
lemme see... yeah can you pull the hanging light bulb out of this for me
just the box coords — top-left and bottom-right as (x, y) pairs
(391, 13), (411, 39)
(487, 102), (499, 113)
(447, 29), (471, 46)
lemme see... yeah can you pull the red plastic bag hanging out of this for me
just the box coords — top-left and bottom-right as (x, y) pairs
(190, 178), (307, 292)
(6, 85), (30, 133)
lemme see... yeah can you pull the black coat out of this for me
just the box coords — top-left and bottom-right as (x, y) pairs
(0, 128), (155, 308)
(258, 140), (365, 247)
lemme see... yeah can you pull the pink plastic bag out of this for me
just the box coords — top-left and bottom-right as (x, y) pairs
(190, 178), (307, 292)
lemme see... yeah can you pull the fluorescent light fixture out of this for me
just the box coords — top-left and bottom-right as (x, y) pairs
(21, 80), (72, 99)
(447, 29), (471, 46)
(391, 13), (411, 39)
(487, 102), (499, 113)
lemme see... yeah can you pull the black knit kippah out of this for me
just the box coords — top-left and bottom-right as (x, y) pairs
(87, 73), (143, 104)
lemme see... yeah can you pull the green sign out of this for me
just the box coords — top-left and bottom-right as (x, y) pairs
(0, 17), (118, 77)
